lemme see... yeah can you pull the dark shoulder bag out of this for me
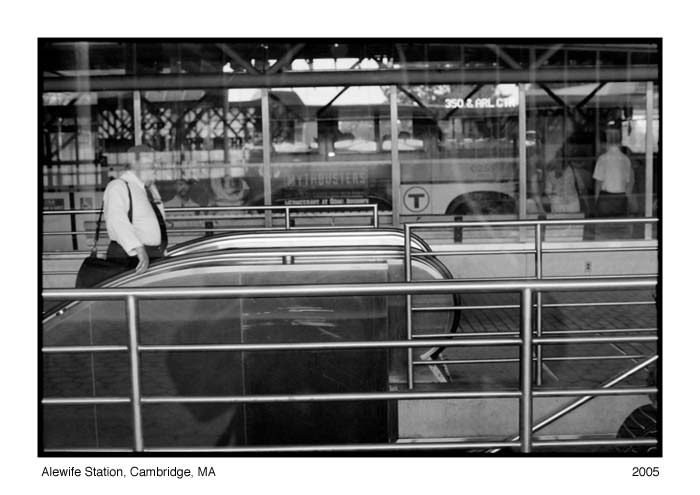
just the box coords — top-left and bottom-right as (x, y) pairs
(75, 181), (133, 288)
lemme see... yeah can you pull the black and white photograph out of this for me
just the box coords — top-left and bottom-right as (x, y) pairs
(8, 2), (696, 492)
(39, 38), (661, 458)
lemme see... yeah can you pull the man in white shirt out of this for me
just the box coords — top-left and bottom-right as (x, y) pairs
(104, 144), (168, 274)
(593, 129), (634, 218)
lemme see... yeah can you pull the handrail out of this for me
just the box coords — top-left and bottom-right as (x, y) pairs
(42, 276), (657, 453)
(43, 437), (653, 454)
(404, 218), (659, 386)
(409, 217), (658, 228)
(43, 387), (656, 407)
(486, 355), (658, 454)
(40, 214), (657, 248)
(42, 203), (380, 216)
(43, 334), (656, 354)
(42, 277), (655, 300)
(42, 203), (380, 228)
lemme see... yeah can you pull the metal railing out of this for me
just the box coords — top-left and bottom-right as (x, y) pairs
(42, 276), (657, 453)
(404, 217), (658, 387)
(43, 203), (380, 239)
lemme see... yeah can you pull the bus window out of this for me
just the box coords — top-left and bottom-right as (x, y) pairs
(268, 87), (393, 210)
(398, 84), (519, 217)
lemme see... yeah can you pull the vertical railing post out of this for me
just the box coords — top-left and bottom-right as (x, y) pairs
(535, 222), (543, 386)
(284, 207), (291, 230)
(520, 288), (533, 453)
(404, 223), (414, 389)
(372, 204), (378, 229)
(126, 295), (144, 452)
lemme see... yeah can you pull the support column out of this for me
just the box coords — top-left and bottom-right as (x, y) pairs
(262, 88), (272, 227)
(518, 84), (528, 243)
(645, 81), (654, 240)
(518, 83), (527, 219)
(223, 89), (230, 163)
(133, 90), (142, 146)
(390, 86), (400, 227)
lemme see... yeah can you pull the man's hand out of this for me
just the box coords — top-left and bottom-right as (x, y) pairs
(135, 245), (150, 274)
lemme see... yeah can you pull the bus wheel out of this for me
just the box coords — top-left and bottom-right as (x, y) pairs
(446, 192), (516, 215)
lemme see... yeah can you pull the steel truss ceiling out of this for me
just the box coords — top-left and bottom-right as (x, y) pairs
(41, 41), (659, 92)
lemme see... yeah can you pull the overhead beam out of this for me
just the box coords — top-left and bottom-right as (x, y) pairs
(490, 43), (588, 120)
(268, 92), (305, 122)
(217, 43), (261, 74)
(575, 82), (606, 110)
(180, 43), (223, 73)
(314, 59), (366, 117)
(267, 43), (305, 74)
(316, 86), (350, 117)
(530, 44), (564, 70)
(43, 66), (659, 92)
(540, 85), (574, 114)
(445, 84), (482, 120)
(398, 86), (439, 122)
(487, 44), (521, 70)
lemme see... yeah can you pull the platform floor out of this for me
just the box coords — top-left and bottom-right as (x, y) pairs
(428, 289), (657, 389)
(410, 289), (657, 396)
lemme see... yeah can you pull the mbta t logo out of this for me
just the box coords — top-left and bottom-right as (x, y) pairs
(403, 186), (430, 213)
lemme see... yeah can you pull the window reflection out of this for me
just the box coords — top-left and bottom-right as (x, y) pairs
(399, 84), (518, 217)
(525, 81), (658, 239)
(41, 44), (660, 243)
(269, 86), (392, 210)
(42, 87), (265, 250)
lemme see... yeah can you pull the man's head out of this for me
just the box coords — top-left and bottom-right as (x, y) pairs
(127, 145), (157, 184)
(174, 179), (190, 198)
(604, 128), (622, 150)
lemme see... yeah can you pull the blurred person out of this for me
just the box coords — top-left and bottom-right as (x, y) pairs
(104, 144), (168, 275)
(620, 145), (640, 214)
(526, 147), (546, 216)
(593, 129), (634, 217)
(165, 178), (199, 208)
(544, 159), (580, 213)
(211, 168), (250, 206)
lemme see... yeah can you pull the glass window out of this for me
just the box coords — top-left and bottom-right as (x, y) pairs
(525, 81), (658, 239)
(269, 86), (392, 215)
(41, 85), (265, 249)
(398, 84), (519, 218)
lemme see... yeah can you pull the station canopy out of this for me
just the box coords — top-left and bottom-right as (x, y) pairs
(41, 41), (659, 93)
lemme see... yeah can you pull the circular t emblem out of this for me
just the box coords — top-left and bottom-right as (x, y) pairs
(403, 186), (430, 212)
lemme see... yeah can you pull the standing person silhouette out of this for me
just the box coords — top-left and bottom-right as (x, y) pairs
(544, 159), (581, 213)
(593, 128), (634, 218)
(104, 144), (168, 275)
